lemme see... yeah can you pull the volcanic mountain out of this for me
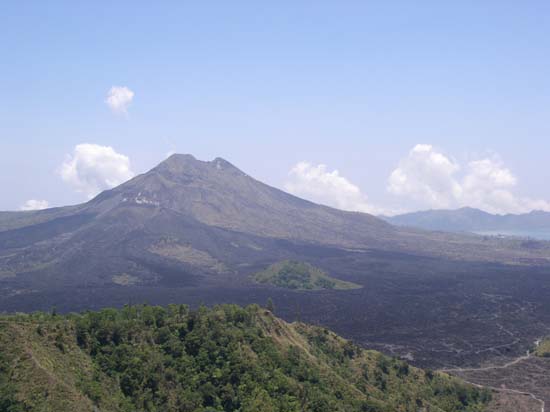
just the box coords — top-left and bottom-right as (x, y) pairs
(1, 154), (549, 294)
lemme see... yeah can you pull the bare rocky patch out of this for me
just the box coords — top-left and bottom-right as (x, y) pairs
(112, 273), (140, 286)
(149, 239), (228, 274)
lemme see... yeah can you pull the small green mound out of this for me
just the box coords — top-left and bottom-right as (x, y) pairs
(534, 338), (550, 357)
(253, 260), (362, 290)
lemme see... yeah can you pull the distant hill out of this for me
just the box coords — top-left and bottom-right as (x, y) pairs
(384, 207), (550, 238)
(0, 304), (491, 412)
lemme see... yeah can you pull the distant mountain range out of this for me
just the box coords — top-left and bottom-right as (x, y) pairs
(384, 207), (550, 238)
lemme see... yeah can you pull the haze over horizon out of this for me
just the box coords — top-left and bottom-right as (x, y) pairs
(2, 2), (550, 215)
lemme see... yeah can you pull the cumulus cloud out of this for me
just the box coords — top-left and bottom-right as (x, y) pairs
(105, 86), (134, 114)
(388, 144), (462, 209)
(19, 199), (49, 211)
(59, 144), (134, 198)
(284, 162), (385, 215)
(388, 144), (550, 214)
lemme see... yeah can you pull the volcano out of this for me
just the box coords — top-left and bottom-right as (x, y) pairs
(2, 154), (547, 290)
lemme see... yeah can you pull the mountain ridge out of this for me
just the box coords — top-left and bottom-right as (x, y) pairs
(384, 207), (550, 235)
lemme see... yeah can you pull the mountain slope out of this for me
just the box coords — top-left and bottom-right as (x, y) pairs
(2, 154), (550, 293)
(0, 154), (398, 288)
(0, 304), (491, 412)
(1, 154), (391, 245)
(77, 153), (400, 257)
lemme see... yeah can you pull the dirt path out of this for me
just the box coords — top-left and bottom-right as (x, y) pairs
(440, 351), (532, 374)
(439, 339), (545, 412)
(468, 380), (545, 412)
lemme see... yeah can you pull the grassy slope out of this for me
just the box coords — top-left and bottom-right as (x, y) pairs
(253, 260), (362, 290)
(0, 320), (124, 412)
(0, 305), (490, 412)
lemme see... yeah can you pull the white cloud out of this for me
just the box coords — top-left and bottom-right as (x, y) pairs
(59, 144), (134, 199)
(388, 144), (550, 214)
(105, 86), (134, 114)
(284, 162), (386, 215)
(19, 199), (49, 211)
(388, 144), (462, 209)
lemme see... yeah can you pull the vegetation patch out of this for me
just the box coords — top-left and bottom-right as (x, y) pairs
(534, 337), (550, 357)
(0, 304), (490, 412)
(253, 260), (362, 290)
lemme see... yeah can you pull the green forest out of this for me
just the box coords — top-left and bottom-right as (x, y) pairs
(0, 304), (490, 412)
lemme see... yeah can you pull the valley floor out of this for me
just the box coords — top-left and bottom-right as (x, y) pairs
(4, 247), (550, 411)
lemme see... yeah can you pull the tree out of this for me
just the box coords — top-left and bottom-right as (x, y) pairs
(266, 298), (275, 313)
(241, 388), (276, 412)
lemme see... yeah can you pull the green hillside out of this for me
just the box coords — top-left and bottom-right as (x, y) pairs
(0, 304), (490, 412)
(253, 260), (362, 290)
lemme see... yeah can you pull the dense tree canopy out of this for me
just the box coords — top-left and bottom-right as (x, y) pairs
(0, 304), (490, 412)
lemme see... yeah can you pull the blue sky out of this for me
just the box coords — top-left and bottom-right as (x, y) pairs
(1, 2), (549, 214)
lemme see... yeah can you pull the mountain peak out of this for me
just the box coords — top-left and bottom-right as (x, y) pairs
(157, 153), (199, 172)
(165, 153), (197, 163)
(456, 207), (488, 215)
(154, 154), (242, 177)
